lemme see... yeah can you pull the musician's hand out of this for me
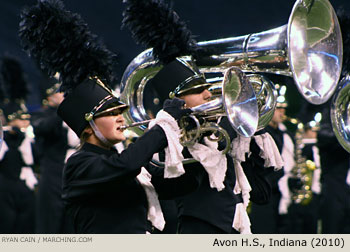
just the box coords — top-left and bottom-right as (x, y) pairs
(10, 126), (23, 135)
(6, 126), (25, 148)
(288, 177), (303, 191)
(254, 128), (266, 135)
(163, 98), (192, 121)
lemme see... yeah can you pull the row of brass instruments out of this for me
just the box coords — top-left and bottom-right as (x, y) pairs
(119, 0), (343, 156)
(284, 116), (316, 205)
(1, 1), (349, 158)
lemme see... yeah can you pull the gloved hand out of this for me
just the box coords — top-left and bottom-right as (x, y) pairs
(6, 126), (25, 148)
(180, 116), (205, 132)
(254, 128), (266, 135)
(288, 177), (303, 191)
(11, 126), (23, 135)
(163, 98), (192, 121)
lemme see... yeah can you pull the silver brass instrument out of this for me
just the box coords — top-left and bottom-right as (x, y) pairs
(190, 67), (258, 138)
(179, 115), (231, 154)
(331, 75), (350, 153)
(284, 116), (315, 205)
(119, 0), (342, 151)
(196, 0), (342, 105)
(249, 74), (277, 130)
(120, 70), (276, 134)
(120, 68), (276, 155)
(122, 67), (259, 153)
(206, 73), (277, 131)
(179, 67), (258, 152)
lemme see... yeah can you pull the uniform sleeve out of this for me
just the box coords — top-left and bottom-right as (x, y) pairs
(31, 111), (65, 139)
(242, 138), (273, 204)
(317, 120), (342, 149)
(63, 125), (168, 199)
(148, 161), (204, 200)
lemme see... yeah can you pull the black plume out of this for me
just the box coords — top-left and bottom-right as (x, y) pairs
(337, 7), (350, 77)
(19, 0), (117, 95)
(122, 0), (198, 64)
(0, 56), (28, 102)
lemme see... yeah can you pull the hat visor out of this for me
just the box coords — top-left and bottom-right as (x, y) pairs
(94, 99), (129, 118)
(8, 112), (31, 121)
(176, 83), (214, 97)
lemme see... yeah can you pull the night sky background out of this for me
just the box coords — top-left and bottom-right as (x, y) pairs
(1, 0), (349, 125)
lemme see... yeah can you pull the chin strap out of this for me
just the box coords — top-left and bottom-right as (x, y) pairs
(88, 120), (113, 147)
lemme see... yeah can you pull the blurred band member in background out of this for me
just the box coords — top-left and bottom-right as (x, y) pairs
(31, 76), (79, 233)
(0, 56), (37, 233)
(286, 119), (321, 233)
(249, 85), (294, 233)
(316, 8), (350, 234)
(317, 102), (350, 233)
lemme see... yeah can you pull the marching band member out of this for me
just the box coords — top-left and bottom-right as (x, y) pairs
(318, 102), (350, 233)
(123, 0), (283, 234)
(31, 76), (79, 233)
(249, 85), (293, 233)
(174, 84), (278, 234)
(19, 0), (202, 234)
(286, 118), (321, 233)
(317, 7), (350, 234)
(0, 56), (37, 233)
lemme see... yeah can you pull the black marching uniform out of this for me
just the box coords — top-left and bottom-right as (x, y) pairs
(286, 137), (321, 233)
(18, 0), (202, 235)
(317, 113), (350, 233)
(31, 105), (74, 233)
(177, 117), (272, 234)
(0, 55), (36, 234)
(0, 128), (36, 233)
(249, 125), (286, 233)
(63, 125), (202, 234)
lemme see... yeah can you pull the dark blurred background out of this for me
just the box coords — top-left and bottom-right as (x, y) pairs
(1, 0), (349, 122)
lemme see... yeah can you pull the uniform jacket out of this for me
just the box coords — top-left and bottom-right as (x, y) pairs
(177, 117), (272, 233)
(31, 106), (70, 169)
(31, 105), (78, 233)
(62, 125), (202, 234)
(0, 127), (36, 233)
(0, 128), (35, 183)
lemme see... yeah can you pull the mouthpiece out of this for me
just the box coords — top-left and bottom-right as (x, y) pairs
(119, 119), (153, 130)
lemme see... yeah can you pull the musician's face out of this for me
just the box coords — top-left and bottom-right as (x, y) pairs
(179, 88), (212, 108)
(9, 118), (30, 130)
(271, 107), (286, 124)
(47, 92), (64, 107)
(304, 128), (317, 139)
(93, 111), (126, 145)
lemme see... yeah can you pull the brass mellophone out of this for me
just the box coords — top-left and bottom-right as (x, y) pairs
(117, 0), (342, 165)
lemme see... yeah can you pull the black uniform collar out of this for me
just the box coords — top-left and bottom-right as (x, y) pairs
(81, 142), (118, 155)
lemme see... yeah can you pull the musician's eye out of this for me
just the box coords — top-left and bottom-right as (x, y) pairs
(95, 109), (122, 118)
(107, 110), (121, 116)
